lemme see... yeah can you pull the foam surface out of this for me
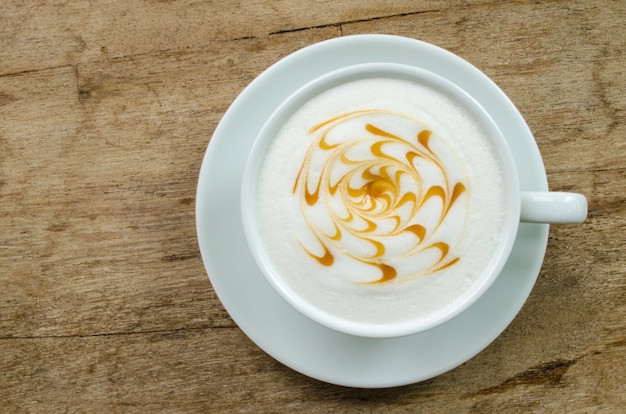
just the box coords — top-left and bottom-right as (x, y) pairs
(255, 77), (508, 325)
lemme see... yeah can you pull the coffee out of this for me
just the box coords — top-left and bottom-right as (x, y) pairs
(254, 76), (508, 326)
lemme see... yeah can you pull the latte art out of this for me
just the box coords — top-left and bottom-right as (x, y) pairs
(293, 110), (469, 284)
(253, 76), (508, 325)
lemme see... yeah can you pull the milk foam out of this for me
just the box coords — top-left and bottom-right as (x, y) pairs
(255, 77), (508, 325)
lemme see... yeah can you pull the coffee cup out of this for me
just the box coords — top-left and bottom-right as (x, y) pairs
(240, 63), (587, 338)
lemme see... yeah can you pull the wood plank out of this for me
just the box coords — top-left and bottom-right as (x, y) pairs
(0, 0), (490, 75)
(1, 287), (623, 412)
(1, 328), (284, 412)
(0, 28), (340, 338)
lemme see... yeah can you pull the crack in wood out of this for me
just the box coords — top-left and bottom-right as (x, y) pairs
(0, 325), (235, 341)
(466, 336), (626, 397)
(466, 358), (577, 396)
(269, 9), (436, 36)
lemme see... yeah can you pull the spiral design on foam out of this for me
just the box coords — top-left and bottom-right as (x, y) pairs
(293, 110), (468, 284)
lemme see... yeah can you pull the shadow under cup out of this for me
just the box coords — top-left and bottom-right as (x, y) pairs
(241, 63), (521, 338)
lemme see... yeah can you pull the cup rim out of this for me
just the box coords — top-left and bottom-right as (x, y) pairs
(241, 62), (521, 338)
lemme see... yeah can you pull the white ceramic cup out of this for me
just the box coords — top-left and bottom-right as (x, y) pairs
(241, 63), (587, 338)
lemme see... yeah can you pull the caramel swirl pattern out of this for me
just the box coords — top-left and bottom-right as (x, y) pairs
(293, 110), (468, 284)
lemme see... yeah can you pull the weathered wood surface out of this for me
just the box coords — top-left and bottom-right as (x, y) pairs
(1, 1), (624, 412)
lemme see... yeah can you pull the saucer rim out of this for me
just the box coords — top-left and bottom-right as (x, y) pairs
(196, 34), (549, 388)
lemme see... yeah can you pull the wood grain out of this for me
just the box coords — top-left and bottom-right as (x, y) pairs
(1, 0), (624, 412)
(0, 0), (490, 75)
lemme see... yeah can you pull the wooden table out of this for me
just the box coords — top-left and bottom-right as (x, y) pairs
(1, 1), (624, 412)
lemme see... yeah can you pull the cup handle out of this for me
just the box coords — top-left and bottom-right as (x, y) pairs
(520, 192), (588, 224)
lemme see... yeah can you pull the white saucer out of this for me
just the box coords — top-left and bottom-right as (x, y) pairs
(196, 35), (549, 388)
